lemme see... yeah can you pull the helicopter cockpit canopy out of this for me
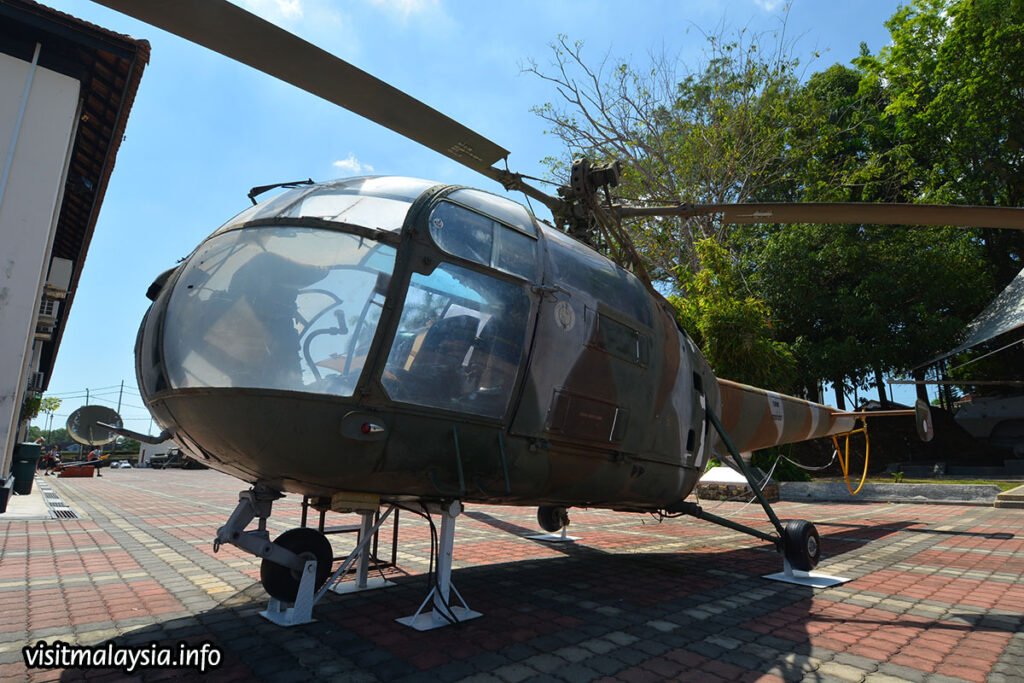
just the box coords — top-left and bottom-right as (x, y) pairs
(151, 177), (534, 420)
(215, 175), (436, 233)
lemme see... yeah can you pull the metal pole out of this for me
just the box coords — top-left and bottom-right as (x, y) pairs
(433, 501), (460, 621)
(355, 510), (374, 589)
(705, 408), (786, 538)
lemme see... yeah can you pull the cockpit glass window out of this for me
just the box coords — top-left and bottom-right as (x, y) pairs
(381, 262), (530, 418)
(545, 227), (654, 327)
(214, 176), (435, 234)
(164, 226), (396, 396)
(284, 192), (412, 230)
(430, 202), (494, 264)
(446, 189), (537, 236)
(428, 201), (537, 280)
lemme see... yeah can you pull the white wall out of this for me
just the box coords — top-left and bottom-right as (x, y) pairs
(0, 48), (81, 475)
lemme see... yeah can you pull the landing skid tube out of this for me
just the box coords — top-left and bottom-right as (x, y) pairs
(667, 409), (849, 588)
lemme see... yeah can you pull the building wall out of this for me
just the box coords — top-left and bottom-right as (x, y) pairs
(0, 49), (80, 475)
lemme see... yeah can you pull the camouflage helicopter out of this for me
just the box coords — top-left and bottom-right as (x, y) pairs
(94, 0), (1024, 628)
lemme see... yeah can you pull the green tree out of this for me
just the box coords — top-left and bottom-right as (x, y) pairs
(744, 54), (994, 405)
(858, 0), (1024, 285)
(527, 26), (802, 280)
(528, 25), (805, 388)
(39, 396), (61, 423)
(753, 223), (991, 405)
(28, 425), (69, 445)
(670, 238), (796, 390)
(529, 3), (1018, 403)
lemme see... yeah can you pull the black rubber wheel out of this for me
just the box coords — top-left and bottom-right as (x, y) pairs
(782, 520), (821, 571)
(537, 506), (569, 533)
(260, 528), (333, 602)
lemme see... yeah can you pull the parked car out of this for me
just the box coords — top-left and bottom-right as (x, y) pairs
(150, 448), (207, 470)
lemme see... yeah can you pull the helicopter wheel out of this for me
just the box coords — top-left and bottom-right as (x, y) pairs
(260, 528), (333, 602)
(782, 520), (821, 571)
(537, 506), (569, 533)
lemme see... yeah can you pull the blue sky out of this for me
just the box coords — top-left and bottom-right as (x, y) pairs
(37, 0), (909, 433)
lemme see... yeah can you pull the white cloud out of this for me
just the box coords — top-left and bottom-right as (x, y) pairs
(752, 0), (785, 11)
(368, 0), (440, 21)
(332, 153), (374, 174)
(236, 0), (304, 22)
(231, 0), (358, 62)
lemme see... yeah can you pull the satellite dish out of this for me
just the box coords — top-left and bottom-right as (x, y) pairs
(66, 405), (123, 446)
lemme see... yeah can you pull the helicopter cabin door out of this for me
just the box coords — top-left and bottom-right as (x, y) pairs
(379, 189), (542, 422)
(511, 226), (668, 462)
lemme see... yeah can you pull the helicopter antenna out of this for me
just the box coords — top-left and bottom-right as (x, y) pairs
(247, 178), (314, 205)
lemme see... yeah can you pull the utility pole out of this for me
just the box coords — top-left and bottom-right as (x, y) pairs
(116, 380), (123, 414)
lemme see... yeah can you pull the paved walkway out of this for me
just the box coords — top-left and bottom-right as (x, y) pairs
(0, 469), (1022, 682)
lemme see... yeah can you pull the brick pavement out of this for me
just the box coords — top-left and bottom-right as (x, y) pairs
(0, 469), (1021, 682)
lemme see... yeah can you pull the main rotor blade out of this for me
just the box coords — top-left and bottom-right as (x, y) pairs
(618, 202), (1024, 229)
(92, 0), (509, 173)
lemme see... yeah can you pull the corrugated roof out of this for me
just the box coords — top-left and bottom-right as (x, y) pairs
(917, 265), (1024, 368)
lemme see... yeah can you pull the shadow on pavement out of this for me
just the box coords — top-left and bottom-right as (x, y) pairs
(47, 517), (930, 682)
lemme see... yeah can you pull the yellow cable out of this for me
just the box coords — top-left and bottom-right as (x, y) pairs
(831, 419), (870, 495)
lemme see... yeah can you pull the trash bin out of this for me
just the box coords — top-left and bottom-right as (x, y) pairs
(11, 443), (42, 495)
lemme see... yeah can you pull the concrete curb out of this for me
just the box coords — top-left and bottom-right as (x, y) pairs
(778, 481), (1001, 505)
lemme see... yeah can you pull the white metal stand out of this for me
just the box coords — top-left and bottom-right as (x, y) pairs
(260, 559), (318, 626)
(396, 501), (482, 631)
(763, 558), (850, 588)
(331, 509), (395, 595)
(526, 526), (579, 543)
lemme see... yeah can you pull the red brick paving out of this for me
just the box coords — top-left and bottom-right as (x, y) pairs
(0, 469), (1020, 682)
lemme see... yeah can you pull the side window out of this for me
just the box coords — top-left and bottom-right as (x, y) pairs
(428, 201), (538, 280)
(430, 202), (493, 266)
(381, 261), (531, 418)
(544, 227), (654, 327)
(586, 308), (650, 367)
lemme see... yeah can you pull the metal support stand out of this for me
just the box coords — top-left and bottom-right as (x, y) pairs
(667, 409), (847, 586)
(526, 526), (579, 543)
(260, 559), (318, 625)
(705, 409), (786, 539)
(396, 500), (482, 631)
(763, 558), (850, 588)
(331, 509), (395, 594)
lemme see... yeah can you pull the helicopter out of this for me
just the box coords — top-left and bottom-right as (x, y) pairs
(89, 0), (1024, 629)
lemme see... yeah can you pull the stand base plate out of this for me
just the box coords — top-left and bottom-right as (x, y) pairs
(525, 533), (579, 543)
(763, 569), (850, 588)
(259, 606), (316, 627)
(396, 606), (483, 631)
(331, 577), (395, 595)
